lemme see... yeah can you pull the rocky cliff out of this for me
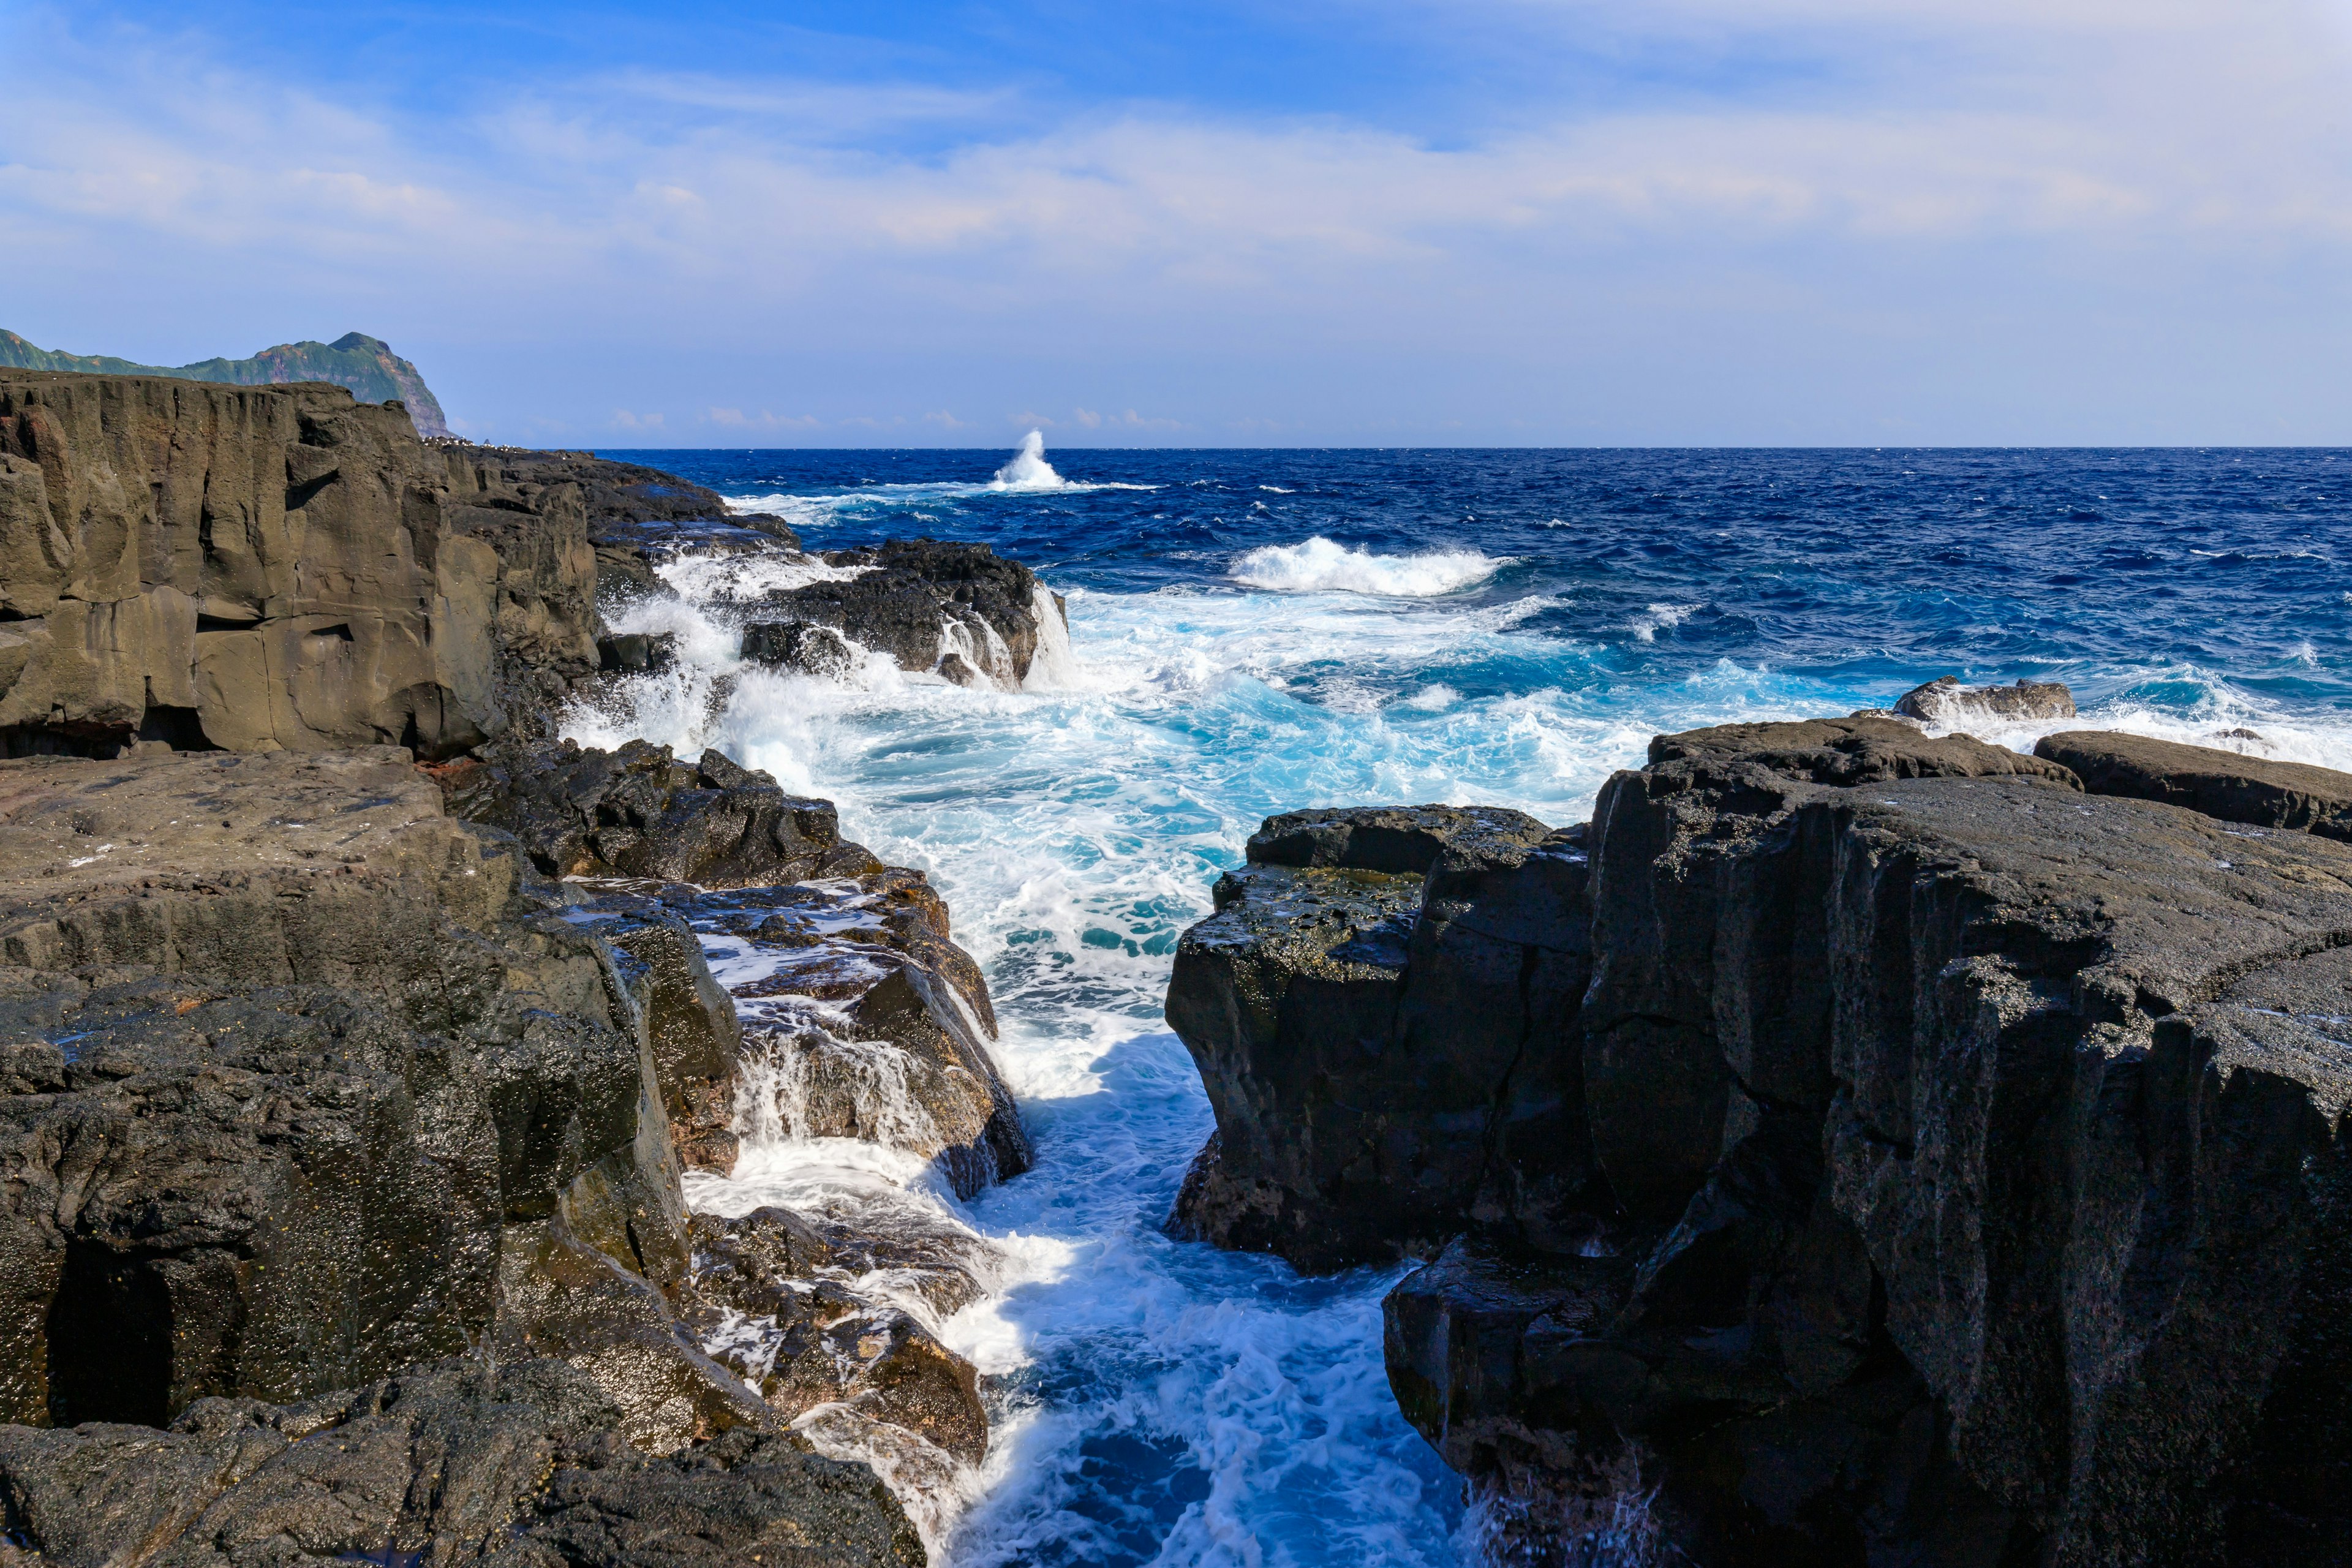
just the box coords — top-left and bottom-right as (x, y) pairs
(0, 330), (450, 438)
(0, 372), (1057, 1561)
(1168, 719), (2352, 1566)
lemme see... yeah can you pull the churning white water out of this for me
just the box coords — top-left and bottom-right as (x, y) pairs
(564, 439), (2352, 1566)
(991, 429), (1067, 492)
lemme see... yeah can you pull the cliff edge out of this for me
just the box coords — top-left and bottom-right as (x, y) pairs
(0, 329), (450, 437)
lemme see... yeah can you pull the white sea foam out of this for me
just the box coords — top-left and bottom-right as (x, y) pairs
(1230, 535), (1505, 597)
(1629, 603), (1702, 643)
(571, 531), (2352, 1567)
(991, 429), (1066, 491)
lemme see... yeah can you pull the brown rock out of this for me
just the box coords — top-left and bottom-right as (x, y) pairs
(2035, 729), (2352, 840)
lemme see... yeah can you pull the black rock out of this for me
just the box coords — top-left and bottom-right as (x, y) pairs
(742, 620), (861, 682)
(2037, 728), (2352, 840)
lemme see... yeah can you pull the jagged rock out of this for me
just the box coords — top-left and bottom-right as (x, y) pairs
(434, 737), (885, 888)
(669, 869), (1030, 1199)
(1165, 805), (1593, 1270)
(0, 373), (600, 759)
(742, 620), (861, 682)
(0, 1357), (922, 1567)
(680, 1210), (989, 1466)
(739, 539), (1064, 690)
(558, 892), (745, 1173)
(0, 749), (732, 1436)
(1175, 720), (2352, 1563)
(2037, 729), (2352, 840)
(1893, 674), (2077, 728)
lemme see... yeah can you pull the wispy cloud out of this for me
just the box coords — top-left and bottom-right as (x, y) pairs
(3, 0), (2348, 443)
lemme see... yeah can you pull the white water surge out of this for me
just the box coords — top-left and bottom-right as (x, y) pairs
(564, 445), (2352, 1567)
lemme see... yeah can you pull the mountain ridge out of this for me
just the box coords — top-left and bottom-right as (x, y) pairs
(0, 328), (449, 437)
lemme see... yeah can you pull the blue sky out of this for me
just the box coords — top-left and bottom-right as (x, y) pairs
(3, 0), (2350, 445)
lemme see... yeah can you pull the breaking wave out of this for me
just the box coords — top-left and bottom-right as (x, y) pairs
(1230, 536), (1506, 597)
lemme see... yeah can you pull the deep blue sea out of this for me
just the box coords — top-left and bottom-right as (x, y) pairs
(587, 442), (2352, 1567)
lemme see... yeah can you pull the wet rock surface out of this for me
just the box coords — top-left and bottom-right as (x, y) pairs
(1893, 674), (2078, 728)
(1175, 723), (2352, 1566)
(720, 540), (1065, 690)
(0, 1357), (922, 1568)
(0, 745), (935, 1558)
(430, 737), (885, 888)
(742, 620), (862, 682)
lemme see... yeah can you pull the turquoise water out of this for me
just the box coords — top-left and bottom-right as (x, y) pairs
(587, 442), (2352, 1567)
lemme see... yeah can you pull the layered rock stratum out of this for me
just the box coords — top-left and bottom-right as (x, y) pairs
(1169, 717), (2352, 1567)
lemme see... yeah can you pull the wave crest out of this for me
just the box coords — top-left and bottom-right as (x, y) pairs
(1231, 536), (1504, 597)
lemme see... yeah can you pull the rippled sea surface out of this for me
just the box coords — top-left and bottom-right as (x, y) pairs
(594, 445), (2352, 1567)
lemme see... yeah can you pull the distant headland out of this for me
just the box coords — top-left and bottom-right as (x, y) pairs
(0, 328), (448, 437)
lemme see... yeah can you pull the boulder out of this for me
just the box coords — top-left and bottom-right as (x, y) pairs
(1893, 674), (2077, 728)
(0, 1357), (922, 1568)
(0, 373), (600, 760)
(433, 737), (886, 888)
(598, 631), (678, 673)
(742, 620), (862, 682)
(1245, 802), (1552, 873)
(2035, 729), (2352, 841)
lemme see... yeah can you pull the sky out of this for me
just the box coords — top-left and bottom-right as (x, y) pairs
(2, 0), (2350, 447)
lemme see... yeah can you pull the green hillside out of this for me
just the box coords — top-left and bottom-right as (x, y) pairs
(0, 330), (450, 438)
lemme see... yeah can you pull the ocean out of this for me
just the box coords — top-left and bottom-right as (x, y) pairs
(578, 440), (2352, 1567)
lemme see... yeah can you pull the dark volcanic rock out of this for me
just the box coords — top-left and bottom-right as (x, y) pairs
(742, 620), (861, 682)
(434, 738), (885, 888)
(1166, 807), (1594, 1270)
(1173, 718), (2352, 1565)
(1245, 803), (1552, 874)
(2036, 728), (2352, 841)
(0, 1357), (921, 1568)
(746, 540), (1061, 689)
(0, 750), (736, 1444)
(1893, 674), (2077, 728)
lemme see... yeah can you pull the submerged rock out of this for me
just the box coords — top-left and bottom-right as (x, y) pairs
(1893, 673), (2077, 728)
(1175, 721), (2352, 1564)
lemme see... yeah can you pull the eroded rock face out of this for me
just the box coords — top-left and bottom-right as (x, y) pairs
(0, 373), (600, 760)
(0, 1357), (922, 1568)
(0, 749), (741, 1445)
(1165, 805), (1596, 1271)
(1174, 725), (2352, 1565)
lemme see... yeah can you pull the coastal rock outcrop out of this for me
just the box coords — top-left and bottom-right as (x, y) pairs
(720, 540), (1068, 690)
(1172, 717), (2352, 1565)
(0, 373), (598, 758)
(0, 328), (451, 437)
(2037, 728), (2352, 840)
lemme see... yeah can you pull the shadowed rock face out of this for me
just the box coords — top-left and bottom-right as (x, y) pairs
(0, 1357), (923, 1568)
(1172, 722), (2352, 1566)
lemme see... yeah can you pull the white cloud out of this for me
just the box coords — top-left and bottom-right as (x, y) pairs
(2, 0), (2347, 441)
